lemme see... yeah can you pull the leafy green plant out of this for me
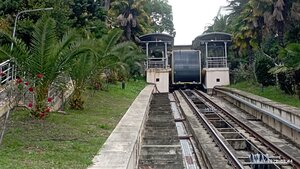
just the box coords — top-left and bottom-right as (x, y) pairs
(69, 52), (96, 110)
(91, 28), (145, 86)
(269, 43), (300, 98)
(231, 63), (257, 84)
(255, 55), (276, 86)
(0, 16), (93, 117)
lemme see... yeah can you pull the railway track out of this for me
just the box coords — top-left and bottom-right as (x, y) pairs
(175, 89), (299, 169)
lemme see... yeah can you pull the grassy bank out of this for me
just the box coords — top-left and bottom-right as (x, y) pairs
(0, 80), (146, 169)
(230, 82), (300, 108)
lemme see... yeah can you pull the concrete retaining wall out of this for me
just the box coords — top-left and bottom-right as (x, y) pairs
(88, 85), (154, 169)
(0, 79), (74, 118)
(214, 87), (300, 146)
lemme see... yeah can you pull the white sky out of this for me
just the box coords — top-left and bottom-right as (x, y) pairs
(168, 0), (229, 45)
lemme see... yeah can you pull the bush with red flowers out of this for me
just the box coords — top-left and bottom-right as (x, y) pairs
(14, 74), (53, 119)
(37, 73), (43, 79)
(0, 71), (6, 76)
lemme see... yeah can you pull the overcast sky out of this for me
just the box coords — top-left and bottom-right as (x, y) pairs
(168, 0), (229, 45)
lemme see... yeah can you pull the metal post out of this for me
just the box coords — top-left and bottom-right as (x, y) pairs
(11, 7), (53, 50)
(12, 65), (15, 80)
(224, 42), (227, 67)
(0, 66), (2, 83)
(164, 42), (168, 69)
(8, 62), (10, 81)
(205, 42), (208, 68)
(146, 42), (149, 69)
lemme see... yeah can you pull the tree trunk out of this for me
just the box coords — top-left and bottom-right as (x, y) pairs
(69, 87), (84, 110)
(105, 0), (111, 10)
(125, 24), (132, 40)
(295, 70), (300, 99)
(33, 85), (49, 117)
(257, 17), (264, 48)
(246, 38), (254, 65)
(277, 21), (285, 47)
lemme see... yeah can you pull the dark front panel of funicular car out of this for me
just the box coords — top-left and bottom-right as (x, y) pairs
(173, 50), (201, 84)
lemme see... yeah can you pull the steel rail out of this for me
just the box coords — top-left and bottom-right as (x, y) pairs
(192, 90), (282, 169)
(179, 90), (245, 169)
(195, 90), (300, 169)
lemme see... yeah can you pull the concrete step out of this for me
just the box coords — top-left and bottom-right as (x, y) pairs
(147, 113), (173, 118)
(144, 126), (178, 131)
(150, 101), (170, 104)
(142, 135), (178, 141)
(142, 138), (179, 145)
(146, 117), (174, 123)
(145, 121), (175, 128)
(139, 159), (183, 169)
(140, 154), (180, 161)
(148, 110), (172, 115)
(140, 145), (182, 156)
(149, 106), (171, 111)
(144, 130), (178, 137)
(139, 163), (183, 169)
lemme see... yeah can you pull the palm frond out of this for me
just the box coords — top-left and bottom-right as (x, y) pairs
(30, 17), (57, 75)
(0, 31), (31, 71)
(103, 29), (123, 55)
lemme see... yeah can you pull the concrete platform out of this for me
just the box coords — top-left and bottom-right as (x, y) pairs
(206, 91), (300, 166)
(214, 87), (300, 146)
(88, 85), (154, 169)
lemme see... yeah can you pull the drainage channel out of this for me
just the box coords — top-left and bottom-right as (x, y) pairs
(169, 94), (200, 169)
(183, 89), (295, 169)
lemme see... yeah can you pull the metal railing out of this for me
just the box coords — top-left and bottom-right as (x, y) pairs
(0, 60), (16, 84)
(147, 57), (166, 69)
(206, 57), (227, 68)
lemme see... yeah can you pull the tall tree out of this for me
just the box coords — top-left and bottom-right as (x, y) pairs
(69, 52), (95, 109)
(105, 0), (111, 10)
(109, 0), (152, 41)
(146, 0), (175, 36)
(70, 0), (107, 38)
(108, 0), (175, 41)
(204, 15), (229, 33)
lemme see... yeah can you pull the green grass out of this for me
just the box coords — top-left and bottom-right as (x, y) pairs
(0, 80), (146, 169)
(230, 82), (300, 108)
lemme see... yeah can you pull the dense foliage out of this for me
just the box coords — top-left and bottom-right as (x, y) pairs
(0, 0), (175, 112)
(207, 0), (300, 99)
(108, 0), (174, 41)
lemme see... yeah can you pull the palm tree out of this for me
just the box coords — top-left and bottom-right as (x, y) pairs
(0, 18), (10, 34)
(69, 52), (95, 109)
(91, 28), (145, 86)
(108, 0), (152, 41)
(231, 0), (272, 63)
(270, 43), (300, 98)
(204, 15), (229, 33)
(0, 17), (93, 117)
(105, 0), (111, 10)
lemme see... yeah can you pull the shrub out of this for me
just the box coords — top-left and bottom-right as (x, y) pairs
(255, 56), (276, 86)
(231, 63), (256, 84)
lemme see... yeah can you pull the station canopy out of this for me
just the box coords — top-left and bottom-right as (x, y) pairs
(139, 33), (174, 45)
(192, 32), (232, 49)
